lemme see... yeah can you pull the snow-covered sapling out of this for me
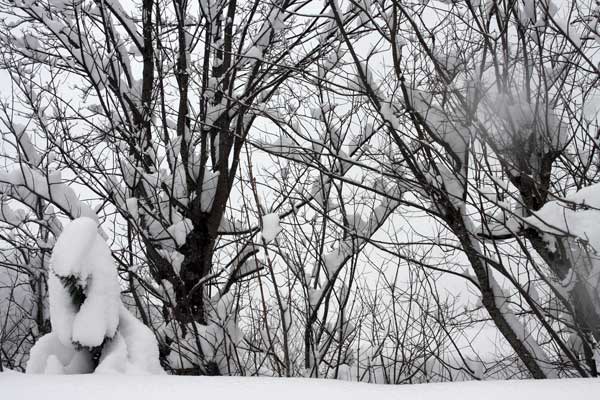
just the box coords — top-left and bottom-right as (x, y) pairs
(27, 218), (163, 374)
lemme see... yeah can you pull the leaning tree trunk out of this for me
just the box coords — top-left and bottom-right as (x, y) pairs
(446, 206), (552, 379)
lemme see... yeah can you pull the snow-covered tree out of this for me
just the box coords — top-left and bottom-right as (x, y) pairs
(26, 217), (163, 374)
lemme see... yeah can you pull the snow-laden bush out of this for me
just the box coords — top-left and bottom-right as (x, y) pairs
(26, 218), (163, 375)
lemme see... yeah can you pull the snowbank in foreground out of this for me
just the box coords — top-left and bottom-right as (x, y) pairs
(0, 373), (598, 400)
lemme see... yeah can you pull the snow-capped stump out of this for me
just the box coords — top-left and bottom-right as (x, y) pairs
(261, 213), (282, 243)
(27, 217), (164, 375)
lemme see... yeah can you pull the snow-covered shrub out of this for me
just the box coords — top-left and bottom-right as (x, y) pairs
(26, 218), (163, 375)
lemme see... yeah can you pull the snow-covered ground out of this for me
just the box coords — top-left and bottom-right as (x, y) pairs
(1, 372), (598, 400)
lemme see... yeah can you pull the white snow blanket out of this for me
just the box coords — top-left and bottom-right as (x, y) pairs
(0, 373), (598, 400)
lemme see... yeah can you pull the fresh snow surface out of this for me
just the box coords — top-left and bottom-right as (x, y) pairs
(0, 374), (598, 400)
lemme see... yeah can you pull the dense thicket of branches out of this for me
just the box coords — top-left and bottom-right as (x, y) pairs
(1, 0), (599, 381)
